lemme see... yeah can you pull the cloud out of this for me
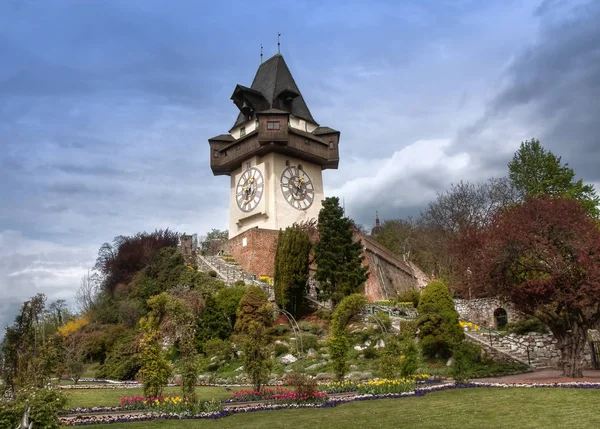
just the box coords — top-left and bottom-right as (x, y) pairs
(455, 0), (600, 179)
(0, 230), (95, 329)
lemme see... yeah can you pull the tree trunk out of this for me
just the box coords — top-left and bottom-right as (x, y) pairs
(555, 322), (587, 378)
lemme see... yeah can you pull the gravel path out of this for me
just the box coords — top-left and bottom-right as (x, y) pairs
(474, 369), (600, 384)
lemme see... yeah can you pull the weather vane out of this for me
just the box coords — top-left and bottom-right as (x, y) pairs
(260, 44), (263, 63)
(278, 32), (281, 54)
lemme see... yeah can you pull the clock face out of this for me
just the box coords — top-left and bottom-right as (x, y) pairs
(280, 166), (314, 210)
(236, 167), (264, 212)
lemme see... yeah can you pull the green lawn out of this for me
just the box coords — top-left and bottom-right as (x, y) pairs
(79, 388), (600, 428)
(65, 386), (241, 408)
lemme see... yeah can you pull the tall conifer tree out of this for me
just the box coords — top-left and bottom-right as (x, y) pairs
(274, 225), (311, 317)
(314, 197), (369, 307)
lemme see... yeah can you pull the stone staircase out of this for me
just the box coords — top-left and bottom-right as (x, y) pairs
(197, 253), (275, 299)
(465, 330), (548, 369)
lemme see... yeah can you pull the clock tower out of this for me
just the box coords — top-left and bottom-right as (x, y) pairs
(208, 54), (340, 276)
(208, 53), (339, 276)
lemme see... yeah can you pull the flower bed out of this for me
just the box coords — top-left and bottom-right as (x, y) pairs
(232, 387), (327, 404)
(119, 396), (222, 414)
(60, 382), (600, 425)
(318, 374), (432, 394)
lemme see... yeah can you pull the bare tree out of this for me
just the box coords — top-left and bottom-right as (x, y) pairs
(75, 270), (100, 313)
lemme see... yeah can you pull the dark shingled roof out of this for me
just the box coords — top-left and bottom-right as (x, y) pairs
(313, 126), (339, 135)
(232, 54), (317, 128)
(208, 134), (235, 142)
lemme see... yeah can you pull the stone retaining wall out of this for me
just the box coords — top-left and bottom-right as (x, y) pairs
(455, 298), (524, 329)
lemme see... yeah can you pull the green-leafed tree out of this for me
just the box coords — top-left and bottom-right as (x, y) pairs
(314, 197), (369, 307)
(274, 225), (312, 317)
(235, 286), (273, 391)
(417, 280), (463, 359)
(508, 138), (599, 217)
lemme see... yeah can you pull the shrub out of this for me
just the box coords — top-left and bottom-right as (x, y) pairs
(399, 339), (420, 377)
(287, 371), (318, 398)
(0, 388), (68, 429)
(204, 338), (234, 362)
(450, 342), (482, 384)
(299, 333), (319, 351)
(417, 280), (463, 359)
(273, 343), (290, 357)
(329, 294), (368, 380)
(379, 335), (402, 379)
(208, 270), (218, 278)
(506, 318), (548, 335)
(315, 308), (331, 320)
(369, 311), (392, 332)
(399, 319), (418, 339)
(298, 321), (323, 335)
(363, 344), (378, 359)
(270, 324), (291, 336)
(235, 286), (272, 334)
(396, 288), (421, 308)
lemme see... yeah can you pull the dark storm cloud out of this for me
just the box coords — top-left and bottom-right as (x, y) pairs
(456, 0), (600, 181)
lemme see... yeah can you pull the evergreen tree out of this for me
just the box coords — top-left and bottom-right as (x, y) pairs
(508, 138), (599, 217)
(274, 225), (312, 317)
(417, 280), (463, 359)
(314, 197), (369, 306)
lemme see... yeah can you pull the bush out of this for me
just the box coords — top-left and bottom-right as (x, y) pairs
(204, 338), (234, 362)
(417, 280), (463, 359)
(396, 288), (421, 308)
(379, 335), (402, 379)
(208, 270), (218, 278)
(315, 308), (331, 320)
(369, 311), (392, 332)
(0, 388), (68, 429)
(287, 371), (318, 397)
(270, 324), (291, 336)
(399, 319), (418, 339)
(299, 333), (319, 351)
(298, 321), (323, 335)
(399, 340), (420, 377)
(273, 343), (290, 357)
(450, 342), (482, 384)
(505, 318), (548, 335)
(363, 344), (378, 359)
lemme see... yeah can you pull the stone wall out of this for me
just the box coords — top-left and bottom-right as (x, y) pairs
(358, 232), (429, 302)
(223, 228), (280, 277)
(486, 331), (593, 369)
(455, 298), (525, 329)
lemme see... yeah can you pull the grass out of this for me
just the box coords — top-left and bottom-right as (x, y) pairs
(65, 386), (241, 408)
(77, 387), (600, 428)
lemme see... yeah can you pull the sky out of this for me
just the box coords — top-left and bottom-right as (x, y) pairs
(1, 0), (599, 328)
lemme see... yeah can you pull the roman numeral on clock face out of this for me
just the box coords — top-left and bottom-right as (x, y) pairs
(279, 166), (314, 211)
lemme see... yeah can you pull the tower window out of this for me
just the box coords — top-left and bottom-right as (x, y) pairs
(267, 121), (280, 130)
(213, 150), (218, 158)
(240, 126), (246, 137)
(329, 142), (334, 149)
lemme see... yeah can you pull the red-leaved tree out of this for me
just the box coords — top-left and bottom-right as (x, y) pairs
(454, 198), (600, 377)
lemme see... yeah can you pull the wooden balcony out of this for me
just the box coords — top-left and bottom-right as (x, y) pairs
(209, 118), (339, 176)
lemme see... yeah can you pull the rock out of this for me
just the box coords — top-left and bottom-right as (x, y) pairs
(321, 354), (330, 359)
(307, 348), (318, 358)
(349, 365), (357, 370)
(210, 356), (218, 362)
(306, 362), (326, 371)
(354, 345), (364, 351)
(235, 366), (244, 372)
(375, 339), (385, 349)
(279, 353), (298, 365)
(364, 340), (372, 346)
(446, 357), (454, 367)
(275, 340), (289, 346)
(315, 373), (333, 381)
(347, 371), (372, 380)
